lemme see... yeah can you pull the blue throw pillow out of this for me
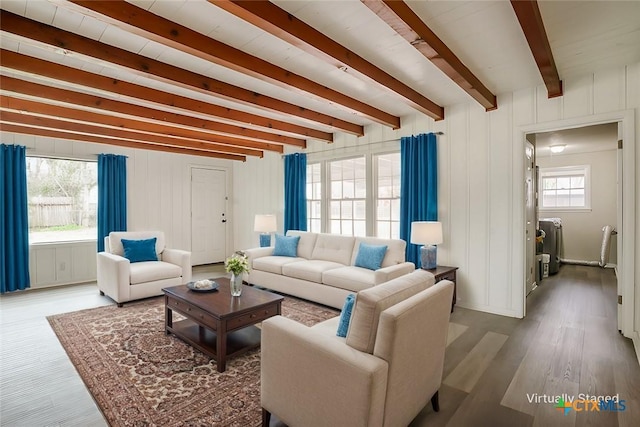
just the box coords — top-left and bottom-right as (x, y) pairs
(336, 294), (355, 337)
(272, 234), (300, 257)
(121, 238), (158, 263)
(354, 243), (388, 270)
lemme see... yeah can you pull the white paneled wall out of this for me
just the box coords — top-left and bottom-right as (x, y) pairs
(0, 133), (233, 288)
(29, 241), (96, 288)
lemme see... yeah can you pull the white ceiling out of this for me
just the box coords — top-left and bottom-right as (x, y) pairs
(0, 0), (639, 155)
(535, 122), (618, 157)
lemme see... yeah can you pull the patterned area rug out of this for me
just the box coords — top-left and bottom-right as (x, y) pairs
(47, 293), (338, 426)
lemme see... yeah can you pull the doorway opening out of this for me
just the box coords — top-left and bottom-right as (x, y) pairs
(526, 124), (618, 296)
(516, 110), (635, 339)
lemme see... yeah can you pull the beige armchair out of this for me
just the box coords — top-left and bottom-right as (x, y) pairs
(260, 270), (454, 427)
(97, 231), (191, 307)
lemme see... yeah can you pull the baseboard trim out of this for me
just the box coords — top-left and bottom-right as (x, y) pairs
(455, 302), (520, 319)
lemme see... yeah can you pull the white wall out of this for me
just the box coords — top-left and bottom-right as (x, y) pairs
(235, 62), (640, 325)
(0, 132), (234, 287)
(538, 150), (618, 264)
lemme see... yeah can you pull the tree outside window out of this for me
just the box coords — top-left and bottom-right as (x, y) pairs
(27, 157), (98, 243)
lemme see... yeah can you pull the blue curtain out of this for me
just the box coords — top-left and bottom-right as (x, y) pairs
(1, 144), (31, 293)
(97, 154), (127, 252)
(284, 153), (307, 233)
(400, 133), (438, 267)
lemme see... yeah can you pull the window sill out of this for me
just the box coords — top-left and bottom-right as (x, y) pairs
(30, 240), (97, 247)
(540, 208), (592, 213)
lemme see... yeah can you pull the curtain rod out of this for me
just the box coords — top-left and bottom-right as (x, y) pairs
(281, 132), (444, 158)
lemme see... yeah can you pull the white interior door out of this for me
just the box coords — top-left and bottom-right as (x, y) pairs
(191, 168), (227, 265)
(524, 141), (536, 297)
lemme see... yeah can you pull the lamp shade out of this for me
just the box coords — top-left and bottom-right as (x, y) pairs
(410, 221), (443, 245)
(254, 214), (277, 233)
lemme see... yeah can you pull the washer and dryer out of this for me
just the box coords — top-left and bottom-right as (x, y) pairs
(539, 218), (562, 275)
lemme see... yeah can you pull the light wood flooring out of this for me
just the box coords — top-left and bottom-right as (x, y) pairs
(1, 264), (639, 426)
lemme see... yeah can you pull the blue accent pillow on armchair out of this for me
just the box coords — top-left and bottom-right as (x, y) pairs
(354, 243), (388, 270)
(272, 234), (300, 257)
(336, 294), (355, 337)
(121, 238), (158, 263)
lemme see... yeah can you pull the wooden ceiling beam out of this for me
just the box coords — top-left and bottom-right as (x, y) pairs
(0, 110), (263, 158)
(0, 49), (327, 143)
(510, 0), (562, 98)
(0, 95), (284, 154)
(0, 10), (362, 135)
(361, 0), (497, 111)
(0, 123), (246, 161)
(63, 0), (400, 129)
(212, 0), (444, 121)
(0, 77), (288, 151)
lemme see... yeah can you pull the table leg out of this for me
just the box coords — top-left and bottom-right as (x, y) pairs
(216, 321), (227, 373)
(165, 297), (172, 335)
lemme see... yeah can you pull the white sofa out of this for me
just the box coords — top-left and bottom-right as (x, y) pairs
(244, 231), (415, 309)
(97, 231), (192, 307)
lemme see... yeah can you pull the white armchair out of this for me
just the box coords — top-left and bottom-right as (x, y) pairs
(97, 231), (192, 307)
(260, 270), (454, 427)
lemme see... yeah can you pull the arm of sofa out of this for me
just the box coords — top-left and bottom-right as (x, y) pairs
(374, 262), (416, 283)
(244, 246), (274, 267)
(261, 316), (388, 427)
(96, 252), (131, 304)
(162, 248), (192, 283)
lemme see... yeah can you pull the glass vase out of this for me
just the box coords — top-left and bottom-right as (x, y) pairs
(230, 273), (243, 296)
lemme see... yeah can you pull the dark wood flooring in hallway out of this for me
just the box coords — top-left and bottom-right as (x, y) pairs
(411, 264), (640, 427)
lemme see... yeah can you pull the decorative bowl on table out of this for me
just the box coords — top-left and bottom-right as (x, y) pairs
(186, 279), (219, 292)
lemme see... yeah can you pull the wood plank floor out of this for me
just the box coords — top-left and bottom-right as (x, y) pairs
(1, 264), (638, 426)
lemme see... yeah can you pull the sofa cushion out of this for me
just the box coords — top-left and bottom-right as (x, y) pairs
(354, 243), (388, 270)
(272, 234), (300, 257)
(282, 260), (345, 283)
(253, 256), (305, 275)
(286, 231), (318, 260)
(122, 238), (158, 263)
(350, 236), (406, 268)
(311, 234), (355, 265)
(129, 261), (182, 285)
(336, 294), (356, 337)
(322, 266), (380, 292)
(346, 270), (435, 353)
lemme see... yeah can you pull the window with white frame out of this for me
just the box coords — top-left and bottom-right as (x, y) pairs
(375, 152), (401, 239)
(329, 157), (366, 236)
(539, 165), (591, 210)
(305, 152), (401, 236)
(26, 157), (98, 243)
(306, 162), (322, 233)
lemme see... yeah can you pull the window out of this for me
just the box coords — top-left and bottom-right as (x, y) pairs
(27, 157), (98, 243)
(539, 165), (591, 210)
(305, 151), (401, 237)
(329, 157), (366, 236)
(375, 153), (401, 239)
(306, 162), (322, 233)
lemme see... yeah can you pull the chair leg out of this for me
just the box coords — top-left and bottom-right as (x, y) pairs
(431, 390), (440, 412)
(99, 291), (105, 296)
(117, 302), (123, 308)
(262, 408), (271, 427)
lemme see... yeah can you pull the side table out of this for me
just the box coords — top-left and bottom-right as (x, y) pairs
(425, 265), (458, 312)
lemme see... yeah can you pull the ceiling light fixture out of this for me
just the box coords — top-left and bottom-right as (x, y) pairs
(550, 144), (566, 153)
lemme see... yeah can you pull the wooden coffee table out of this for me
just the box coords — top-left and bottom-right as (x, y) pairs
(163, 278), (284, 372)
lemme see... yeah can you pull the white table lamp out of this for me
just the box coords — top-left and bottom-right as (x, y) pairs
(410, 221), (443, 270)
(254, 214), (277, 247)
